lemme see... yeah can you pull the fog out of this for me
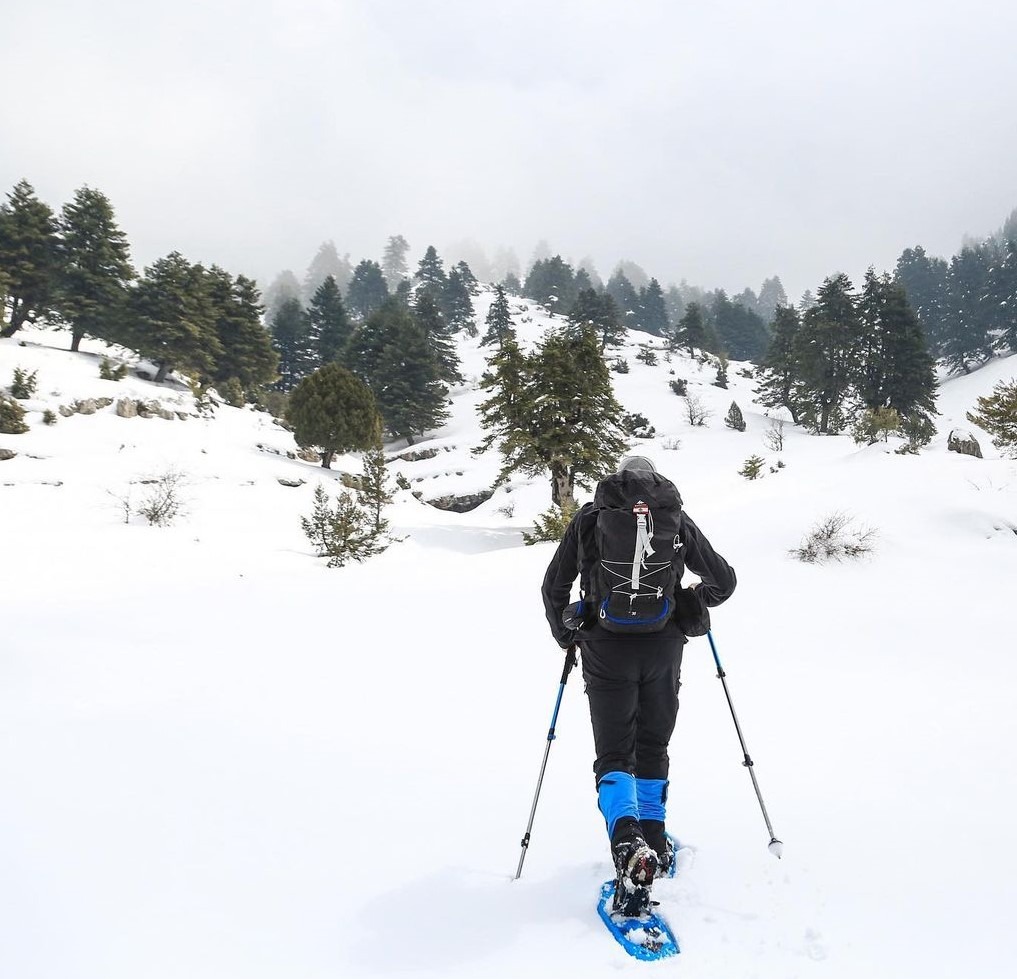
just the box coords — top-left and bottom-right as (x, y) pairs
(3, 0), (1015, 299)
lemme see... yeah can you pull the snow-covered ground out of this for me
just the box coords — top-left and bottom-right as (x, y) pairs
(2, 296), (1016, 978)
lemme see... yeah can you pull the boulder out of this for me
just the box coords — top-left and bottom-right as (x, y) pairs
(391, 446), (446, 463)
(948, 428), (982, 459)
(116, 398), (138, 418)
(0, 448), (16, 461)
(58, 405), (76, 417)
(296, 447), (320, 464)
(277, 477), (306, 488)
(425, 489), (495, 513)
(75, 399), (98, 415)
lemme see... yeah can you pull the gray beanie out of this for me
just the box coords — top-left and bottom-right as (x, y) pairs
(617, 455), (656, 474)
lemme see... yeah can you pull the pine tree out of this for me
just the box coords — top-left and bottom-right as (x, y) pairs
(757, 276), (788, 323)
(756, 304), (804, 424)
(357, 428), (394, 539)
(301, 484), (380, 568)
(308, 275), (352, 365)
(476, 333), (531, 457)
(262, 270), (301, 326)
(793, 273), (862, 434)
(942, 246), (993, 374)
(672, 302), (709, 356)
(710, 290), (769, 361)
(0, 180), (61, 337)
(606, 270), (640, 331)
(206, 268), (278, 392)
(480, 325), (627, 505)
(502, 271), (522, 295)
(568, 289), (625, 351)
(303, 241), (353, 303)
(443, 267), (476, 333)
(346, 260), (390, 321)
(123, 252), (222, 384)
(987, 238), (1017, 353)
(271, 296), (314, 391)
(967, 379), (1017, 457)
(55, 185), (134, 351)
(286, 363), (380, 468)
(724, 401), (746, 431)
(413, 290), (462, 385)
(381, 235), (410, 289)
(523, 255), (577, 315)
(480, 284), (515, 349)
(639, 278), (669, 335)
(415, 245), (446, 299)
(894, 246), (950, 353)
(454, 260), (479, 294)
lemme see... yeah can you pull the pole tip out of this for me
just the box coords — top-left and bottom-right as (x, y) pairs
(768, 839), (784, 859)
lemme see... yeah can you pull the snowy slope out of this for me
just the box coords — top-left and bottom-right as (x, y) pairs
(2, 301), (1016, 979)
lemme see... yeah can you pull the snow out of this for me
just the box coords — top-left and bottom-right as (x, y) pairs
(2, 299), (1017, 978)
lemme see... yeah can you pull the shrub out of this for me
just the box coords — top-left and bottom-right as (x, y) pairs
(852, 406), (901, 445)
(0, 395), (29, 434)
(137, 469), (187, 527)
(967, 379), (1017, 458)
(621, 411), (656, 438)
(763, 418), (785, 452)
(739, 454), (765, 480)
(522, 499), (578, 545)
(684, 393), (710, 426)
(790, 512), (877, 564)
(219, 377), (246, 407)
(713, 354), (729, 389)
(661, 436), (682, 451)
(99, 358), (128, 381)
(724, 401), (746, 432)
(611, 359), (630, 374)
(11, 367), (38, 399)
(635, 345), (658, 366)
(42, 409), (57, 425)
(669, 378), (687, 396)
(301, 483), (382, 567)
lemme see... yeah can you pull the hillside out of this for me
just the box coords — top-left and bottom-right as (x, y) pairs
(2, 295), (1016, 979)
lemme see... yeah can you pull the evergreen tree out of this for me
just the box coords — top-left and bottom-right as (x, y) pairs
(415, 245), (446, 299)
(271, 296), (314, 391)
(381, 234), (410, 289)
(942, 246), (993, 373)
(710, 290), (770, 361)
(724, 401), (746, 432)
(301, 484), (379, 567)
(502, 271), (522, 295)
(443, 266), (476, 333)
(987, 238), (1017, 353)
(664, 284), (685, 325)
(123, 252), (222, 384)
(286, 363), (380, 468)
(357, 427), (394, 539)
(672, 302), (710, 356)
(606, 270), (640, 330)
(392, 278), (413, 308)
(639, 278), (670, 335)
(757, 276), (788, 323)
(577, 257), (603, 291)
(568, 288), (625, 351)
(412, 290), (462, 385)
(308, 275), (352, 365)
(346, 260), (390, 321)
(55, 185), (134, 352)
(793, 273), (862, 434)
(347, 301), (449, 443)
(894, 246), (950, 353)
(0, 180), (61, 337)
(476, 333), (531, 457)
(303, 241), (353, 303)
(479, 325), (627, 505)
(967, 379), (1017, 457)
(756, 304), (804, 424)
(523, 255), (577, 315)
(799, 290), (816, 313)
(574, 267), (593, 294)
(454, 260), (479, 294)
(262, 270), (301, 326)
(206, 267), (278, 393)
(480, 285), (515, 349)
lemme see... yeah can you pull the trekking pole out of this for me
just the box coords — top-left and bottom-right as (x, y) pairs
(514, 645), (578, 880)
(707, 629), (784, 859)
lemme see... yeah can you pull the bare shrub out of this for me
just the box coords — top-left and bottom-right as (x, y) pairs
(790, 512), (877, 564)
(137, 469), (187, 526)
(661, 436), (682, 451)
(764, 419), (785, 452)
(684, 393), (710, 426)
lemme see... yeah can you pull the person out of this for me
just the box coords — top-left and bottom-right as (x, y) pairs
(541, 454), (736, 913)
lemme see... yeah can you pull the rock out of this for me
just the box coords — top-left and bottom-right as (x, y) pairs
(75, 399), (98, 415)
(116, 398), (138, 418)
(296, 447), (320, 464)
(58, 405), (76, 417)
(94, 397), (114, 409)
(389, 445), (451, 463)
(0, 448), (16, 461)
(277, 477), (306, 488)
(157, 408), (175, 421)
(425, 489), (495, 513)
(176, 412), (190, 421)
(948, 429), (983, 459)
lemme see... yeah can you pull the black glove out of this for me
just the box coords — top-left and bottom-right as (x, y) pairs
(557, 629), (577, 649)
(674, 586), (711, 637)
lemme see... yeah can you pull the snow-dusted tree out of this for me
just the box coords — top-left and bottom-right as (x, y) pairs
(480, 285), (515, 349)
(967, 379), (1017, 458)
(942, 246), (993, 374)
(206, 267), (278, 393)
(346, 260), (390, 321)
(672, 302), (710, 356)
(357, 428), (394, 539)
(757, 276), (788, 323)
(415, 245), (446, 299)
(308, 275), (352, 366)
(301, 484), (381, 568)
(756, 304), (805, 424)
(894, 246), (950, 354)
(639, 278), (670, 336)
(724, 401), (746, 432)
(381, 235), (410, 289)
(568, 288), (625, 351)
(443, 266), (476, 334)
(413, 290), (462, 386)
(303, 241), (353, 303)
(606, 270), (640, 331)
(270, 296), (314, 391)
(524, 255), (577, 315)
(262, 270), (301, 327)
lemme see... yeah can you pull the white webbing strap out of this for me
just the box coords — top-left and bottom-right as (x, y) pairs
(630, 504), (655, 591)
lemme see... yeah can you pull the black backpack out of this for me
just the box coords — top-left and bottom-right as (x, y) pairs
(577, 469), (685, 633)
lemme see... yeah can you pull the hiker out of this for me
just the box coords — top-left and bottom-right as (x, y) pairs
(540, 454), (736, 913)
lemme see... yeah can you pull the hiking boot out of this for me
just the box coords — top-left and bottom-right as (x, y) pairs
(640, 819), (675, 879)
(610, 817), (658, 915)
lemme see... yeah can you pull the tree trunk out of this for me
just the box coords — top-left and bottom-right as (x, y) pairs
(321, 450), (334, 469)
(70, 329), (83, 353)
(154, 363), (170, 383)
(550, 465), (575, 507)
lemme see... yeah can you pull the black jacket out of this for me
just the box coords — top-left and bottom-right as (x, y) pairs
(541, 503), (737, 647)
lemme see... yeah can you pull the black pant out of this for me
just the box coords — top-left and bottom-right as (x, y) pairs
(581, 637), (684, 783)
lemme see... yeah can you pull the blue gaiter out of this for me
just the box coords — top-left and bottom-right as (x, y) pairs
(597, 771), (639, 840)
(636, 777), (669, 823)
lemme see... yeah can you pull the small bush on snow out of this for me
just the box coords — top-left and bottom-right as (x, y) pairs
(790, 512), (877, 564)
(522, 499), (578, 546)
(10, 367), (38, 399)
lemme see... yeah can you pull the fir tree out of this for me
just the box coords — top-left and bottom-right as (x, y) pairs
(55, 185), (134, 352)
(568, 289), (625, 351)
(894, 246), (950, 353)
(757, 276), (788, 323)
(672, 302), (709, 356)
(286, 363), (380, 468)
(381, 235), (410, 289)
(303, 241), (353, 303)
(357, 428), (394, 539)
(502, 271), (522, 295)
(793, 273), (862, 434)
(301, 484), (380, 568)
(987, 238), (1017, 353)
(606, 270), (640, 330)
(206, 268), (278, 392)
(454, 260), (479, 294)
(415, 245), (446, 299)
(346, 260), (390, 321)
(413, 291), (462, 385)
(476, 333), (531, 457)
(271, 296), (314, 391)
(756, 304), (804, 424)
(262, 270), (301, 326)
(942, 246), (993, 374)
(710, 290), (770, 361)
(967, 379), (1017, 457)
(123, 252), (222, 384)
(443, 267), (475, 333)
(0, 180), (61, 337)
(724, 401), (746, 432)
(308, 275), (352, 365)
(639, 278), (670, 336)
(480, 284), (515, 349)
(524, 255), (577, 315)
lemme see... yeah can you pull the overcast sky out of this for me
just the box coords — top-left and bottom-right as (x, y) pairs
(3, 0), (1016, 300)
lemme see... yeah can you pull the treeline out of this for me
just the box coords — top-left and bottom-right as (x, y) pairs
(0, 179), (277, 401)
